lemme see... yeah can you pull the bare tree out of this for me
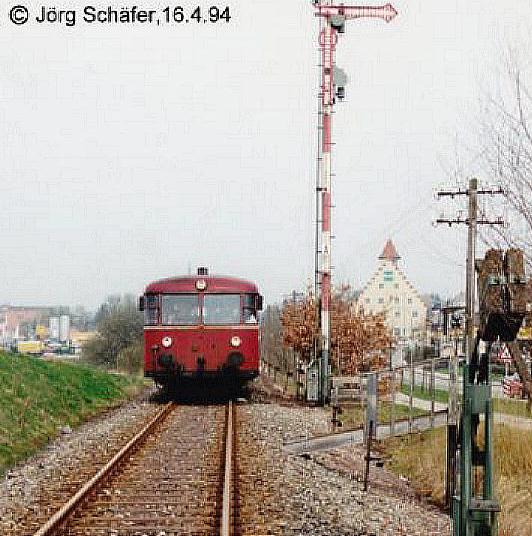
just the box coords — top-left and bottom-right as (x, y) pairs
(83, 294), (143, 370)
(260, 305), (284, 370)
(472, 54), (532, 268)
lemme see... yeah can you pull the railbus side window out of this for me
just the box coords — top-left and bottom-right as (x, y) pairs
(144, 295), (158, 326)
(161, 295), (199, 325)
(203, 294), (241, 325)
(243, 294), (257, 324)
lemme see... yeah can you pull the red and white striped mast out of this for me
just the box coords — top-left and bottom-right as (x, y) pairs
(312, 1), (397, 403)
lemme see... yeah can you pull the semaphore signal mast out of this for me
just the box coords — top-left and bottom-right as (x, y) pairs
(311, 2), (398, 404)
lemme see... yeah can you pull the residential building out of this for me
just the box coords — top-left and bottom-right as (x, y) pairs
(357, 239), (427, 343)
(0, 305), (53, 345)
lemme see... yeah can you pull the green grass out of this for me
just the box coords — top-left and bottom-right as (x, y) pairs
(437, 364), (506, 381)
(400, 383), (531, 418)
(400, 383), (450, 404)
(0, 351), (145, 473)
(337, 402), (426, 429)
(493, 397), (531, 418)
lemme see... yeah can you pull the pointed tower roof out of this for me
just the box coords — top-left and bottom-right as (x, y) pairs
(379, 239), (401, 262)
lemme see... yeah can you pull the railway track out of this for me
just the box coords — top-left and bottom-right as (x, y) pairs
(31, 401), (239, 536)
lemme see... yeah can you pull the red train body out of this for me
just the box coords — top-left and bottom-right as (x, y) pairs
(140, 268), (262, 386)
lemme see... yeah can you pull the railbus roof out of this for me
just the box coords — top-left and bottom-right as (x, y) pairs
(145, 275), (259, 294)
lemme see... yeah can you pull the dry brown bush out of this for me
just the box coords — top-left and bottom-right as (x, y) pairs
(281, 286), (393, 375)
(385, 425), (532, 536)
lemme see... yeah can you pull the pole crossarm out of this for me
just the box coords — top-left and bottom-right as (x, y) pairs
(436, 180), (504, 227)
(437, 187), (504, 199)
(436, 218), (504, 227)
(314, 3), (398, 23)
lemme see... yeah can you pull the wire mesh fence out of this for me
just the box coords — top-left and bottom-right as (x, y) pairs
(330, 356), (450, 437)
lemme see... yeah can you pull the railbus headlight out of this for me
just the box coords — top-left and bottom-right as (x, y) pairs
(196, 279), (207, 290)
(230, 336), (241, 348)
(162, 336), (172, 348)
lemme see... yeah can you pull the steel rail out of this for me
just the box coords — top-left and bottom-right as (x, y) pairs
(221, 400), (234, 536)
(33, 402), (175, 536)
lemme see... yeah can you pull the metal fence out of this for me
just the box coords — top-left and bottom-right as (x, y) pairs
(330, 356), (450, 438)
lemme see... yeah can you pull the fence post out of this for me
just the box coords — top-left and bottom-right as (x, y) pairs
(390, 369), (396, 436)
(363, 420), (373, 492)
(430, 356), (435, 428)
(294, 356), (299, 399)
(409, 352), (414, 433)
(364, 373), (377, 492)
(365, 373), (377, 442)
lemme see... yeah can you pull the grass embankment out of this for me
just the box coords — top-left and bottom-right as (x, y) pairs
(492, 397), (531, 418)
(383, 426), (532, 536)
(436, 364), (505, 381)
(400, 384), (450, 404)
(338, 402), (426, 429)
(0, 352), (145, 473)
(400, 384), (531, 418)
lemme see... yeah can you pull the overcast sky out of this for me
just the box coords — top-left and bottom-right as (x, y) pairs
(1, 0), (531, 309)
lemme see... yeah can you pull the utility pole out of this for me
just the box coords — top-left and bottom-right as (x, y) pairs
(437, 179), (504, 372)
(465, 179), (477, 367)
(436, 178), (504, 536)
(311, 1), (397, 405)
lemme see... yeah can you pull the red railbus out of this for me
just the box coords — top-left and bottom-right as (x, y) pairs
(140, 268), (262, 387)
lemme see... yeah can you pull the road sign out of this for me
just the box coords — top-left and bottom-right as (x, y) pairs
(498, 345), (512, 364)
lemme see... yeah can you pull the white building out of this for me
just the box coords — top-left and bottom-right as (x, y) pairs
(358, 239), (427, 343)
(59, 315), (70, 343)
(0, 307), (6, 347)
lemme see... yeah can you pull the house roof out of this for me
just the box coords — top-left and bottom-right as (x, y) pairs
(379, 239), (400, 261)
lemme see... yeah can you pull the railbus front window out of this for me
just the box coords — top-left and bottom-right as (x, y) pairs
(243, 294), (257, 324)
(203, 294), (241, 325)
(161, 295), (199, 325)
(144, 295), (159, 326)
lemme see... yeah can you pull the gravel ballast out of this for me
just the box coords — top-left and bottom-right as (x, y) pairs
(238, 402), (450, 535)
(1, 391), (450, 535)
(0, 391), (161, 536)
